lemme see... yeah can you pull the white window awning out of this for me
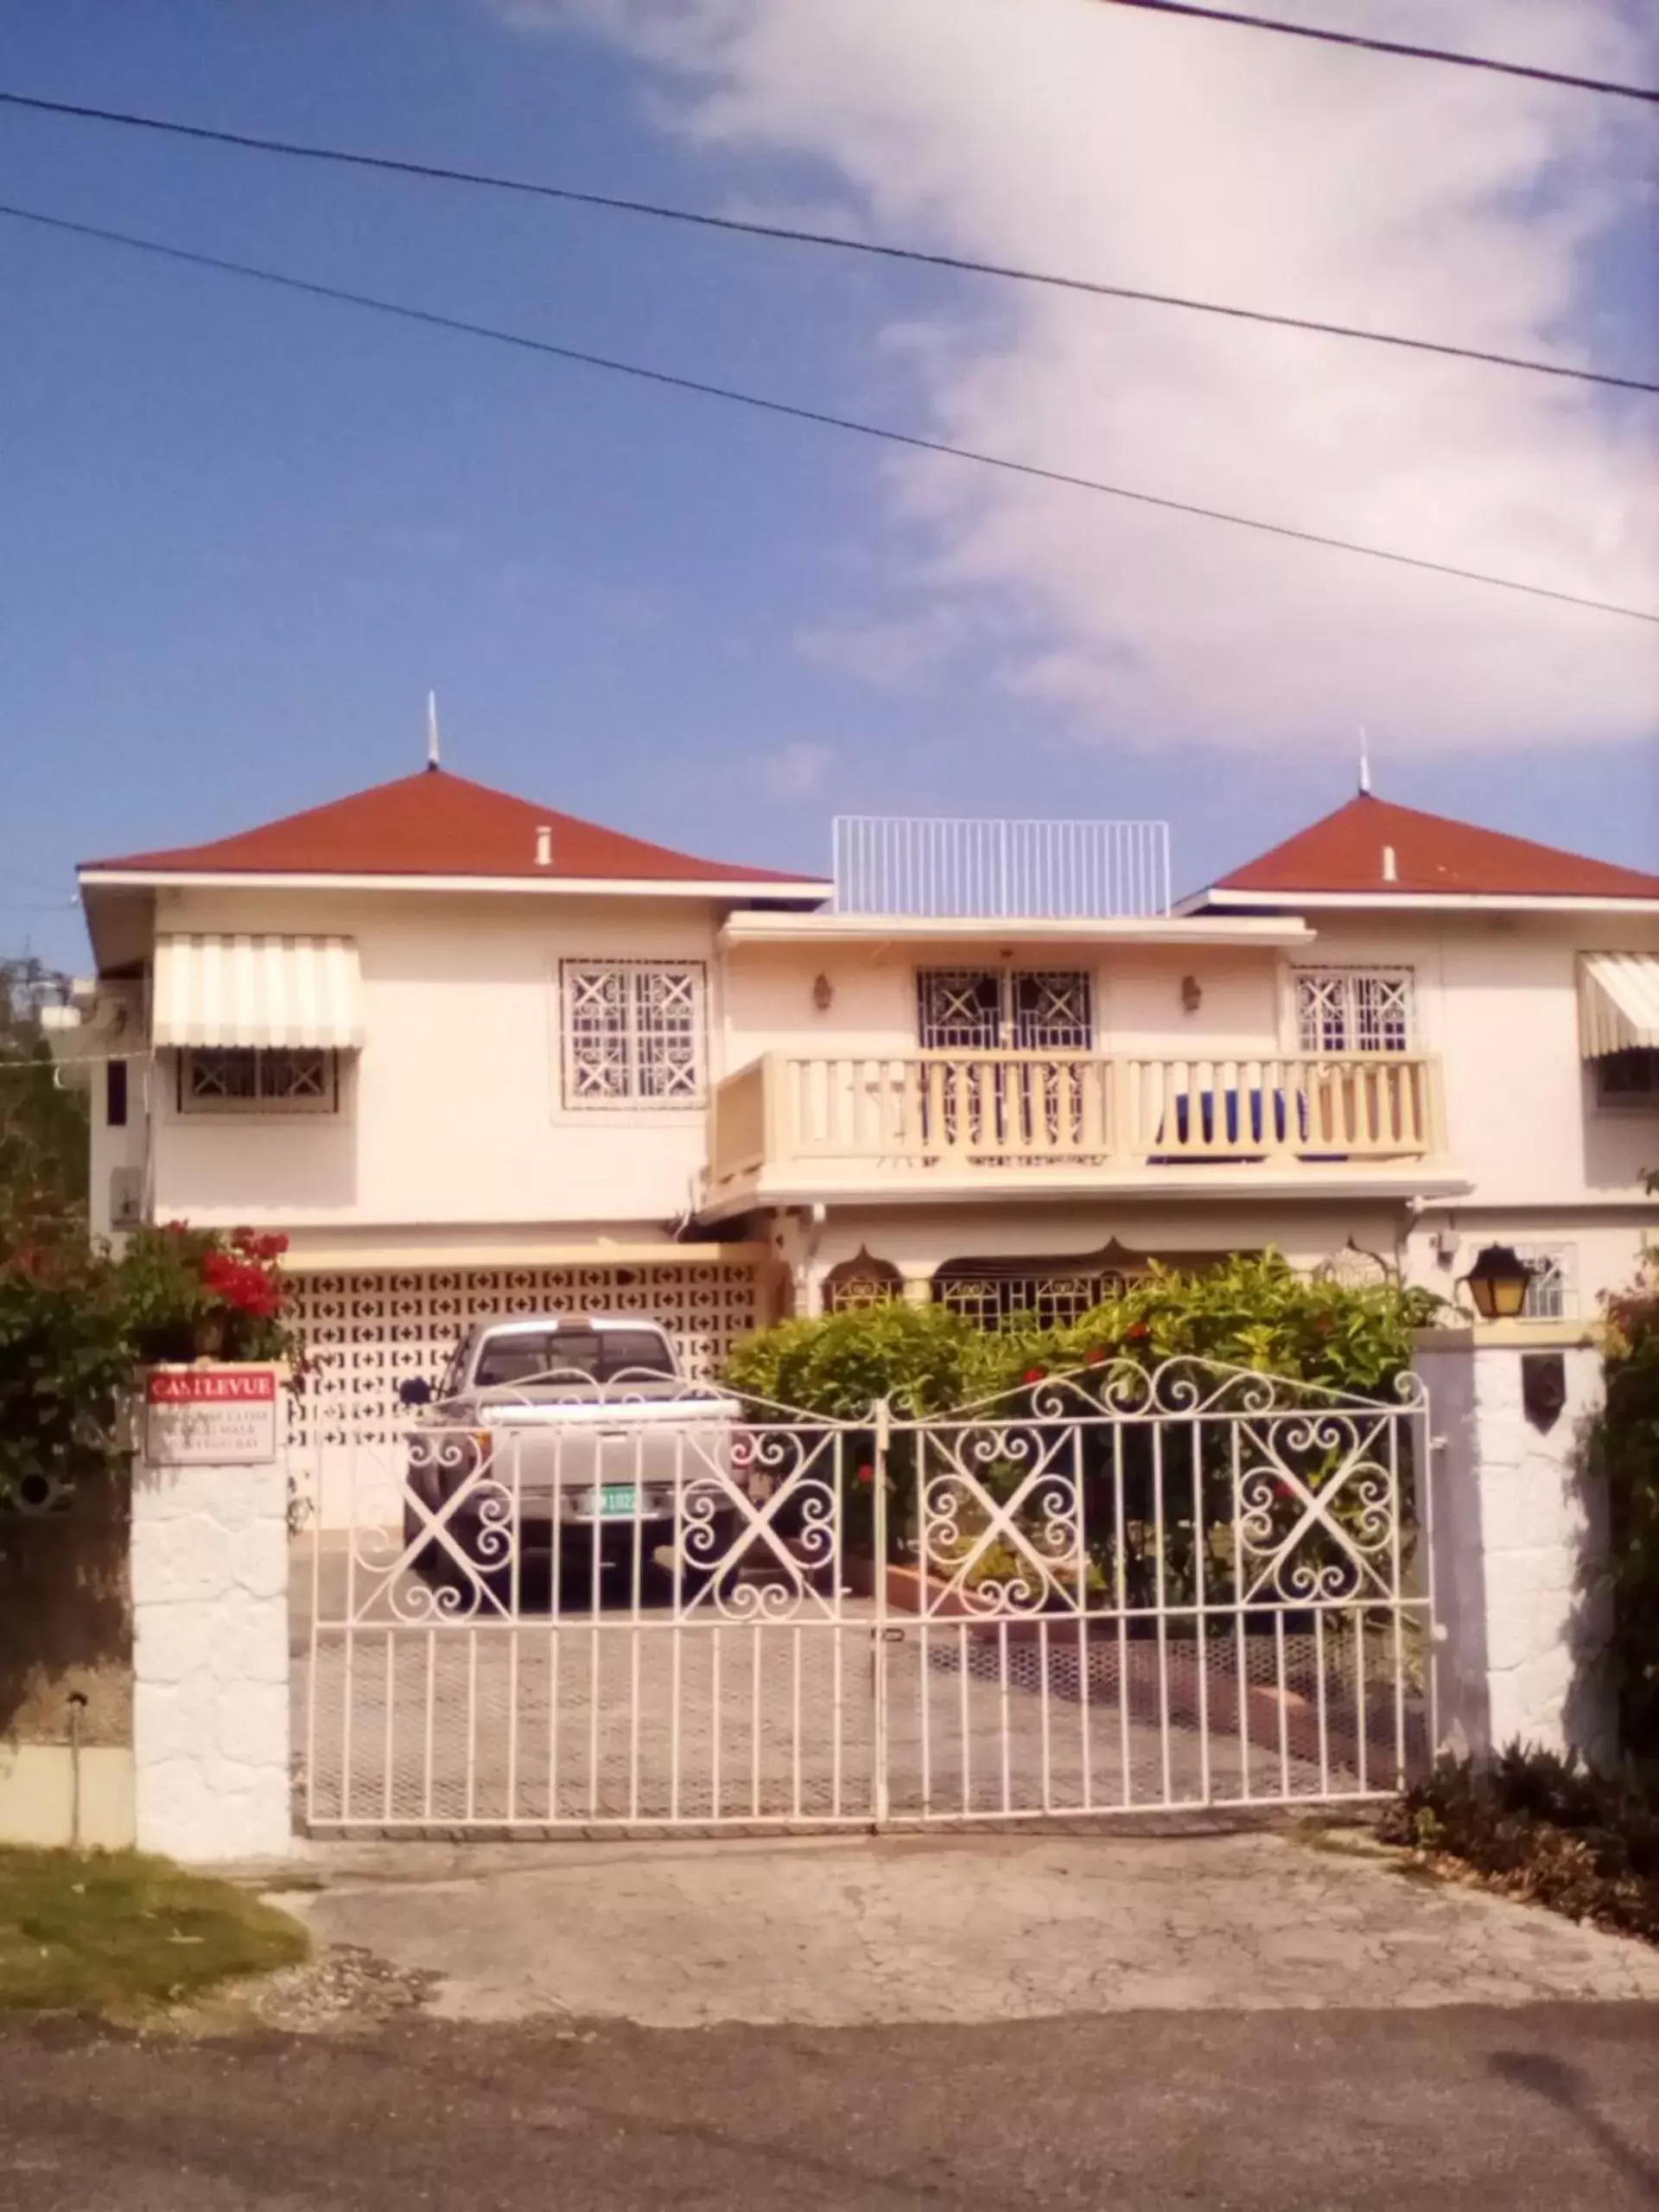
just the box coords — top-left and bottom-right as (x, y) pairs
(1579, 952), (1659, 1058)
(152, 935), (364, 1050)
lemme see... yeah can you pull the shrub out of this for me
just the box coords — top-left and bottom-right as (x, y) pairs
(723, 1254), (1440, 1574)
(724, 1253), (1440, 1417)
(117, 1223), (300, 1366)
(1598, 1235), (1659, 1766)
(0, 1219), (300, 1510)
(1380, 1746), (1659, 1945)
(0, 1238), (130, 1510)
(723, 1299), (1002, 1421)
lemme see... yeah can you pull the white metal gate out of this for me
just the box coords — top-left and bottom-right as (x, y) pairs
(296, 1358), (1433, 1834)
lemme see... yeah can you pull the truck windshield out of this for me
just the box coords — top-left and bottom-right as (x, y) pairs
(600, 1332), (677, 1382)
(473, 1332), (596, 1389)
(469, 1327), (677, 1390)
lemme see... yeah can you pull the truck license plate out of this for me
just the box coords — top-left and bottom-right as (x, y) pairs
(579, 1484), (638, 1519)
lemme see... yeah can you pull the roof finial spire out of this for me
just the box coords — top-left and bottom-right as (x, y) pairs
(426, 690), (441, 772)
(1357, 726), (1371, 797)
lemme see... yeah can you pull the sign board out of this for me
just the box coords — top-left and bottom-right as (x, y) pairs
(144, 1367), (280, 1467)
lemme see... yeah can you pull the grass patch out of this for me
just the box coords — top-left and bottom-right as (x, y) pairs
(1379, 1748), (1659, 1945)
(0, 1847), (308, 2016)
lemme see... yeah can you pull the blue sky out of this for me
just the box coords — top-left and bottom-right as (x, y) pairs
(1, 0), (1654, 973)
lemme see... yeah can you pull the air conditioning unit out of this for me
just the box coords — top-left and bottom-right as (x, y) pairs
(110, 1167), (143, 1230)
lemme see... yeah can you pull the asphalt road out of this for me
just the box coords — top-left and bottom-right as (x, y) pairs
(4, 2005), (1658, 2210)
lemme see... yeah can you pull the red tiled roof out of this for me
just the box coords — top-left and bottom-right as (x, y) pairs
(82, 769), (823, 887)
(1213, 794), (1659, 901)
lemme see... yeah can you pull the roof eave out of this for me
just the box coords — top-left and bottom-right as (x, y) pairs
(77, 868), (833, 902)
(1181, 887), (1659, 916)
(721, 911), (1316, 948)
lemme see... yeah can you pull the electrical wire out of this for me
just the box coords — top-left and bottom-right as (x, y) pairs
(1096, 1), (1659, 103)
(3, 200), (1654, 626)
(0, 89), (1651, 394)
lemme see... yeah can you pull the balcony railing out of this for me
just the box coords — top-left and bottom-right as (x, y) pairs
(706, 1051), (1446, 1198)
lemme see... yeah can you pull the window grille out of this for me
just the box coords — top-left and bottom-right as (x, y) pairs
(1294, 969), (1414, 1053)
(180, 1047), (337, 1112)
(1515, 1244), (1577, 1320)
(916, 969), (1093, 1052)
(1594, 1048), (1659, 1106)
(561, 962), (705, 1108)
(932, 1268), (1125, 1331)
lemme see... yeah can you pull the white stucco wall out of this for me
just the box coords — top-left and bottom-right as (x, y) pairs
(1310, 912), (1658, 1310)
(721, 938), (1286, 1067)
(148, 887), (727, 1233)
(1414, 1325), (1613, 1767)
(130, 1416), (291, 1861)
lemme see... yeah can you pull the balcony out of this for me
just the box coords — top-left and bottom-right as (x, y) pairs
(703, 1051), (1451, 1213)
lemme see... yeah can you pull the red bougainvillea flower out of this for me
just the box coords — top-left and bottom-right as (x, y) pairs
(855, 1464), (874, 1486)
(1085, 1347), (1107, 1366)
(1022, 1366), (1046, 1384)
(230, 1228), (289, 1262)
(1125, 1322), (1150, 1343)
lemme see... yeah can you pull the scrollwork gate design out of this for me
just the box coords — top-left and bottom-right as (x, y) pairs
(297, 1357), (1433, 1834)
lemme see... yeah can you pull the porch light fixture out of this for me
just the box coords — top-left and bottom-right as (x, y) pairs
(1179, 974), (1202, 1014)
(811, 972), (834, 1013)
(1461, 1243), (1530, 1322)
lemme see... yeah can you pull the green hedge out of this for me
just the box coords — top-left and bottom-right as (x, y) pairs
(722, 1250), (1441, 1415)
(1600, 1261), (1659, 1766)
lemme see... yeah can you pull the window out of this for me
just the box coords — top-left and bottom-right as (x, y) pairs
(934, 1269), (1118, 1330)
(179, 1046), (338, 1114)
(561, 962), (706, 1108)
(1294, 968), (1414, 1053)
(105, 1058), (128, 1128)
(916, 969), (1094, 1052)
(1594, 1048), (1659, 1108)
(470, 1326), (677, 1390)
(1515, 1244), (1577, 1320)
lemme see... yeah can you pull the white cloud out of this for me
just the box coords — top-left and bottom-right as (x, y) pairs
(793, 608), (965, 691)
(758, 737), (836, 798)
(509, 0), (1659, 754)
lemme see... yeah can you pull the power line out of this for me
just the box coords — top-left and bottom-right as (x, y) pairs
(1096, 1), (1659, 103)
(3, 199), (1655, 626)
(0, 90), (1651, 396)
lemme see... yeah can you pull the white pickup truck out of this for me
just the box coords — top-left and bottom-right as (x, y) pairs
(397, 1314), (747, 1592)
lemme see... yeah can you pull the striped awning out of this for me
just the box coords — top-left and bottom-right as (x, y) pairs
(1579, 952), (1659, 1058)
(152, 935), (364, 1049)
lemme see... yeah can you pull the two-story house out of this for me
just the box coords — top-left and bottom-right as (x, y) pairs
(63, 764), (1658, 1445)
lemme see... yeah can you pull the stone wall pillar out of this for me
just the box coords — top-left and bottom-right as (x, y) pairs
(1413, 1322), (1612, 1769)
(130, 1366), (291, 1860)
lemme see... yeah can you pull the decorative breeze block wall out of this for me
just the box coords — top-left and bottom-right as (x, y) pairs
(288, 1262), (764, 1445)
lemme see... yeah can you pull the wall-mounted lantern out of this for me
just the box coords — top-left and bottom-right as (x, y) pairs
(811, 972), (835, 1013)
(1460, 1243), (1531, 1321)
(1179, 974), (1202, 1014)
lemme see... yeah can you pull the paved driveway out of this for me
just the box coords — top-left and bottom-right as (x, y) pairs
(282, 1828), (1659, 2027)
